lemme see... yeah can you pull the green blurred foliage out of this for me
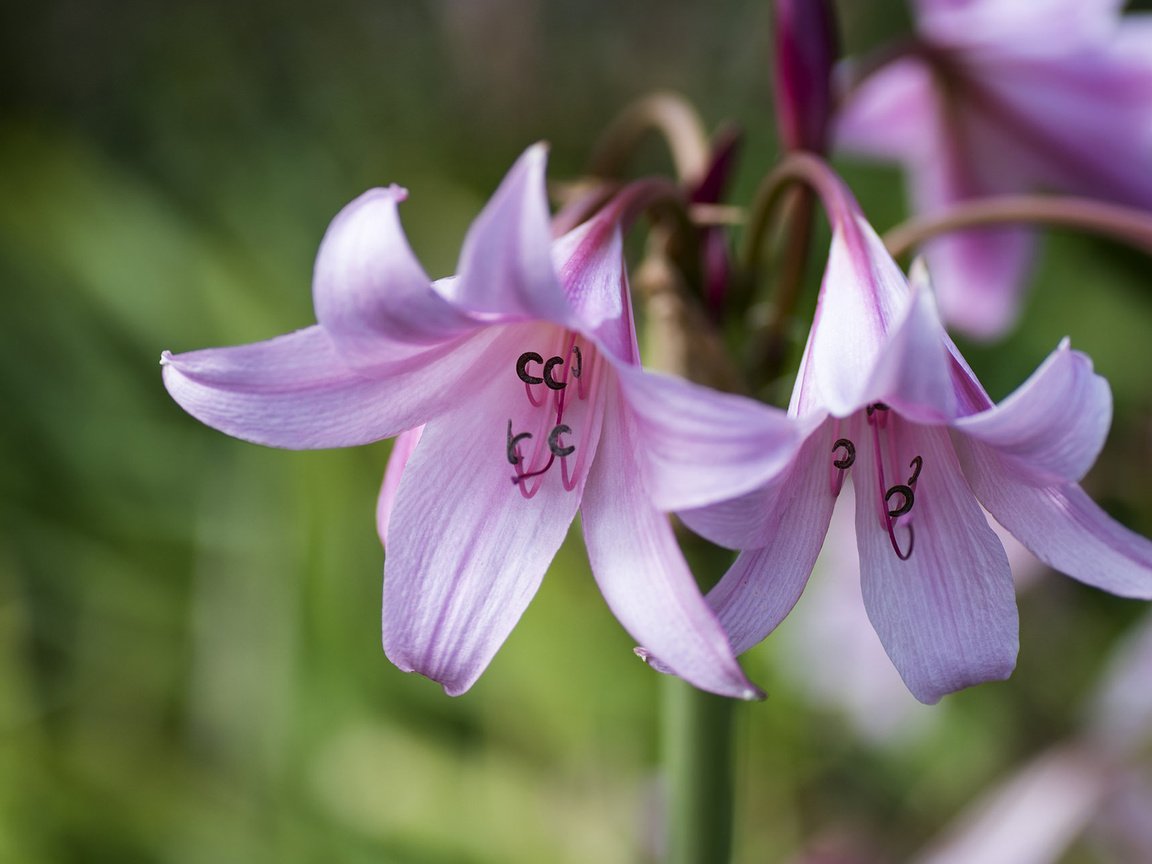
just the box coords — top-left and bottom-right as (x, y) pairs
(1, 1), (1150, 863)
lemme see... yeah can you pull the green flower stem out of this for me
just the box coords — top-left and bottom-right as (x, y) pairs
(663, 677), (737, 864)
(661, 535), (743, 864)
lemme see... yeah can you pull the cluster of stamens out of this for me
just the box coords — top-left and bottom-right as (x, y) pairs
(506, 334), (590, 498)
(829, 403), (923, 561)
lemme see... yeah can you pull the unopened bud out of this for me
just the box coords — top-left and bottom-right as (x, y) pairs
(773, 0), (839, 154)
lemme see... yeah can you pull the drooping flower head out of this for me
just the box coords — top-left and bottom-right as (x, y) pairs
(162, 146), (801, 699)
(835, 0), (1152, 337)
(679, 156), (1152, 703)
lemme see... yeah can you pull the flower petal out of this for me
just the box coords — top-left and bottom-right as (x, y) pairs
(551, 217), (627, 338)
(381, 323), (601, 695)
(582, 377), (760, 699)
(450, 144), (571, 323)
(912, 747), (1108, 864)
(855, 419), (1018, 704)
(838, 50), (1038, 339)
(804, 215), (919, 416)
(972, 53), (1152, 209)
(914, 0), (1124, 54)
(835, 57), (938, 162)
(162, 326), (498, 448)
(922, 231), (1036, 340)
(700, 426), (840, 655)
(908, 105), (1037, 339)
(957, 438), (1152, 599)
(312, 187), (476, 369)
(377, 426), (424, 551)
(954, 339), (1111, 484)
(608, 359), (800, 511)
(863, 259), (956, 423)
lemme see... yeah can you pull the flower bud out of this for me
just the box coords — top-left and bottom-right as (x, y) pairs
(773, 0), (839, 153)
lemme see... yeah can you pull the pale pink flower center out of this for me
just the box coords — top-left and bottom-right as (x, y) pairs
(506, 330), (596, 499)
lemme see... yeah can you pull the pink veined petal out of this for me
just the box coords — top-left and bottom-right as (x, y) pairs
(911, 747), (1109, 864)
(972, 54), (1152, 209)
(854, 419), (1017, 704)
(377, 426), (424, 551)
(551, 217), (627, 339)
(312, 187), (476, 370)
(608, 358), (800, 512)
(450, 144), (572, 324)
(552, 215), (645, 367)
(862, 260), (956, 423)
(921, 231), (1035, 340)
(905, 94), (1037, 339)
(954, 339), (1111, 484)
(914, 0), (1124, 55)
(581, 376), (761, 700)
(956, 438), (1152, 599)
(835, 57), (939, 162)
(780, 490), (940, 745)
(161, 325), (499, 449)
(807, 215), (918, 416)
(381, 323), (602, 696)
(701, 425), (840, 656)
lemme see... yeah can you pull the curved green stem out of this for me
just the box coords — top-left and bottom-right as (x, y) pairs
(587, 92), (711, 183)
(883, 194), (1152, 259)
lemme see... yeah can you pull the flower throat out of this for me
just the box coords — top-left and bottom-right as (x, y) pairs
(506, 333), (592, 498)
(830, 403), (923, 561)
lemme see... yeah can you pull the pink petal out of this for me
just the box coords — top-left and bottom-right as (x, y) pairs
(954, 339), (1111, 484)
(312, 187), (476, 369)
(840, 52), (1039, 339)
(973, 54), (1152, 209)
(381, 323), (601, 695)
(700, 426), (840, 655)
(377, 426), (424, 551)
(957, 439), (1152, 599)
(802, 215), (922, 417)
(907, 106), (1037, 339)
(914, 0), (1124, 54)
(863, 260), (957, 423)
(835, 57), (938, 162)
(912, 747), (1108, 864)
(609, 359), (800, 511)
(780, 491), (941, 744)
(450, 144), (572, 323)
(921, 231), (1035, 340)
(162, 326), (498, 448)
(550, 217), (637, 363)
(854, 420), (1018, 704)
(582, 378), (761, 700)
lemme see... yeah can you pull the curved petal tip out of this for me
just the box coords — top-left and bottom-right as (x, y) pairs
(633, 647), (766, 701)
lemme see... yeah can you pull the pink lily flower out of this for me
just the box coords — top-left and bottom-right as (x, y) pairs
(835, 0), (1152, 337)
(161, 146), (800, 699)
(679, 164), (1152, 704)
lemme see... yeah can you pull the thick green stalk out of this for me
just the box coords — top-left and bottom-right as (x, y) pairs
(660, 536), (743, 864)
(663, 678), (737, 864)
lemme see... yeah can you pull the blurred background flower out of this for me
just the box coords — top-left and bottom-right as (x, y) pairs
(2, 0), (1152, 861)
